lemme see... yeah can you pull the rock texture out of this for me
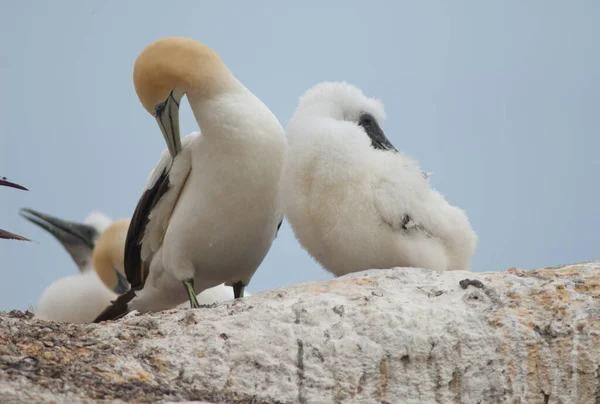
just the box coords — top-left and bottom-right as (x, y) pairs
(1, 261), (599, 404)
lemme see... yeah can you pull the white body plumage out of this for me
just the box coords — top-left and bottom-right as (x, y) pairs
(131, 96), (285, 312)
(112, 38), (286, 315)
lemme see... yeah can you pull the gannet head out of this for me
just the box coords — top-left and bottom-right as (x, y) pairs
(92, 218), (131, 294)
(293, 81), (396, 152)
(133, 37), (235, 157)
(20, 208), (105, 271)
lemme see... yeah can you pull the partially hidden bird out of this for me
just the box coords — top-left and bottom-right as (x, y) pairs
(20, 208), (118, 323)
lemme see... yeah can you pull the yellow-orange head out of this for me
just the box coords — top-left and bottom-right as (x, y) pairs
(133, 37), (234, 115)
(92, 218), (130, 291)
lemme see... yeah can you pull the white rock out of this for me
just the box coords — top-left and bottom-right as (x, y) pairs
(0, 261), (599, 403)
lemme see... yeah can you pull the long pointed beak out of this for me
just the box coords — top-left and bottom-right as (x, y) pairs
(360, 117), (397, 152)
(369, 126), (397, 152)
(155, 90), (182, 158)
(19, 208), (99, 271)
(0, 177), (28, 191)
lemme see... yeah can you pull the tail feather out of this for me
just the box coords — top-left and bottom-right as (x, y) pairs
(94, 289), (137, 323)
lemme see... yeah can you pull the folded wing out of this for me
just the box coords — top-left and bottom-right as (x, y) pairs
(124, 132), (199, 289)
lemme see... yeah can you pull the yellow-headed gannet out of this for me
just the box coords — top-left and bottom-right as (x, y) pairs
(20, 209), (119, 323)
(281, 82), (477, 275)
(94, 37), (285, 322)
(1, 177), (30, 241)
(92, 218), (130, 293)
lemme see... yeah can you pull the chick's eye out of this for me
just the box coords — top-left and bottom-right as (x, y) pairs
(359, 114), (374, 127)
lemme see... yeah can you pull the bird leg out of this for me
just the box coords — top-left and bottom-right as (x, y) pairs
(233, 281), (245, 299)
(182, 278), (200, 308)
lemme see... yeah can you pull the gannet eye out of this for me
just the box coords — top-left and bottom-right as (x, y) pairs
(358, 113), (375, 128)
(154, 100), (167, 117)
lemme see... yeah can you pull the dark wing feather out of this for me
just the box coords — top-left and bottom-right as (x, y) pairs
(124, 165), (171, 289)
(0, 229), (30, 241)
(0, 177), (28, 191)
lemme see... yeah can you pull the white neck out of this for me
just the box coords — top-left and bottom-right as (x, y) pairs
(187, 85), (279, 143)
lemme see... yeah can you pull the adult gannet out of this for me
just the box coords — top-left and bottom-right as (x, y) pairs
(1, 177), (30, 241)
(281, 82), (477, 276)
(94, 37), (286, 322)
(93, 218), (240, 307)
(20, 209), (121, 323)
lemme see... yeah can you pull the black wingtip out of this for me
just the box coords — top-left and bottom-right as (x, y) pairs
(93, 289), (137, 323)
(0, 229), (31, 241)
(0, 177), (28, 191)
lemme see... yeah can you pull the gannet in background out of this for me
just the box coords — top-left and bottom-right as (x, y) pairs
(94, 37), (285, 322)
(93, 218), (241, 307)
(20, 209), (120, 323)
(281, 82), (477, 276)
(1, 177), (30, 241)
(33, 269), (117, 323)
(92, 218), (130, 292)
(20, 208), (112, 272)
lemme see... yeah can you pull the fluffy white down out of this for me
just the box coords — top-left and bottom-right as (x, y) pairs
(83, 211), (113, 234)
(34, 271), (116, 323)
(282, 81), (477, 276)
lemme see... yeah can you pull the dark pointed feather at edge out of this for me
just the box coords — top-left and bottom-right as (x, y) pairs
(0, 178), (28, 191)
(125, 165), (172, 289)
(93, 289), (137, 323)
(93, 165), (172, 323)
(0, 229), (31, 241)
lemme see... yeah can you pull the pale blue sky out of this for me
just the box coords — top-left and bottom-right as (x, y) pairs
(1, 1), (598, 310)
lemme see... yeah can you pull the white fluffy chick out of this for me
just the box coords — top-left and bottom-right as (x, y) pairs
(282, 82), (477, 276)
